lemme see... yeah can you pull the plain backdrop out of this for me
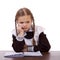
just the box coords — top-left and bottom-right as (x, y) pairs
(0, 0), (60, 51)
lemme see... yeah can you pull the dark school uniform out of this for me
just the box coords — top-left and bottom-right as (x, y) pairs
(12, 26), (51, 53)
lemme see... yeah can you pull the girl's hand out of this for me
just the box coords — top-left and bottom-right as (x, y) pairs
(22, 45), (28, 52)
(16, 23), (24, 36)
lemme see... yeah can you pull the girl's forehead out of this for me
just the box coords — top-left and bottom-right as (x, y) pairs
(17, 15), (32, 22)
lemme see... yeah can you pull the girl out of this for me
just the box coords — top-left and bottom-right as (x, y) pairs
(12, 8), (51, 53)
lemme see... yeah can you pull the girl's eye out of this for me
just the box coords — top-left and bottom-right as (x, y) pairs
(26, 21), (29, 23)
(18, 21), (30, 24)
(20, 22), (24, 24)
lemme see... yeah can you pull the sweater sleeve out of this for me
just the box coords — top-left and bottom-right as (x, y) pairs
(38, 32), (51, 52)
(34, 32), (51, 52)
(12, 35), (25, 52)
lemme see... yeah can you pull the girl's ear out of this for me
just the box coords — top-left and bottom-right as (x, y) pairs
(31, 20), (34, 25)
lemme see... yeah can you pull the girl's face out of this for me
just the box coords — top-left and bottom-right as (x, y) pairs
(16, 15), (32, 32)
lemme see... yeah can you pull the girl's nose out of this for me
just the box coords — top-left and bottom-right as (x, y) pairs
(23, 23), (27, 27)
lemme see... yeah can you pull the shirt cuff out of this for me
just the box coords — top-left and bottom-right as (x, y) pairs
(28, 46), (34, 52)
(16, 35), (24, 41)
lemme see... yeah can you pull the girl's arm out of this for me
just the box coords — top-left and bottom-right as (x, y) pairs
(12, 35), (25, 52)
(34, 32), (51, 52)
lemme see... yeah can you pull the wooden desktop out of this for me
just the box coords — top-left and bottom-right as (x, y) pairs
(0, 51), (60, 60)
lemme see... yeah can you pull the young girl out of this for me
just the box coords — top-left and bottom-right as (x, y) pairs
(12, 8), (51, 53)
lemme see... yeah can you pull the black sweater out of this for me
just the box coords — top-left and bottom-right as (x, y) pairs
(12, 32), (51, 53)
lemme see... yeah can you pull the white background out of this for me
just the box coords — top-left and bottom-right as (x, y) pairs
(0, 0), (60, 51)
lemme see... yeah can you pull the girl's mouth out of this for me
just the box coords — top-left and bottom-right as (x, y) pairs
(22, 27), (27, 29)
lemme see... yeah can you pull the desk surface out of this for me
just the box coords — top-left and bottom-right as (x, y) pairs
(0, 51), (60, 60)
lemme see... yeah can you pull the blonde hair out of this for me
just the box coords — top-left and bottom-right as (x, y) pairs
(15, 8), (36, 46)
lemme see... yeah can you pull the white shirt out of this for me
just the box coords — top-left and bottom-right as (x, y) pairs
(12, 26), (44, 46)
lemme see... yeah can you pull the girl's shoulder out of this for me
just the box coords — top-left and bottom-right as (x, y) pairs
(34, 26), (45, 44)
(11, 29), (16, 36)
(35, 25), (45, 34)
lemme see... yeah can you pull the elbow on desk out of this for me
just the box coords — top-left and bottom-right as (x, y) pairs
(40, 44), (51, 53)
